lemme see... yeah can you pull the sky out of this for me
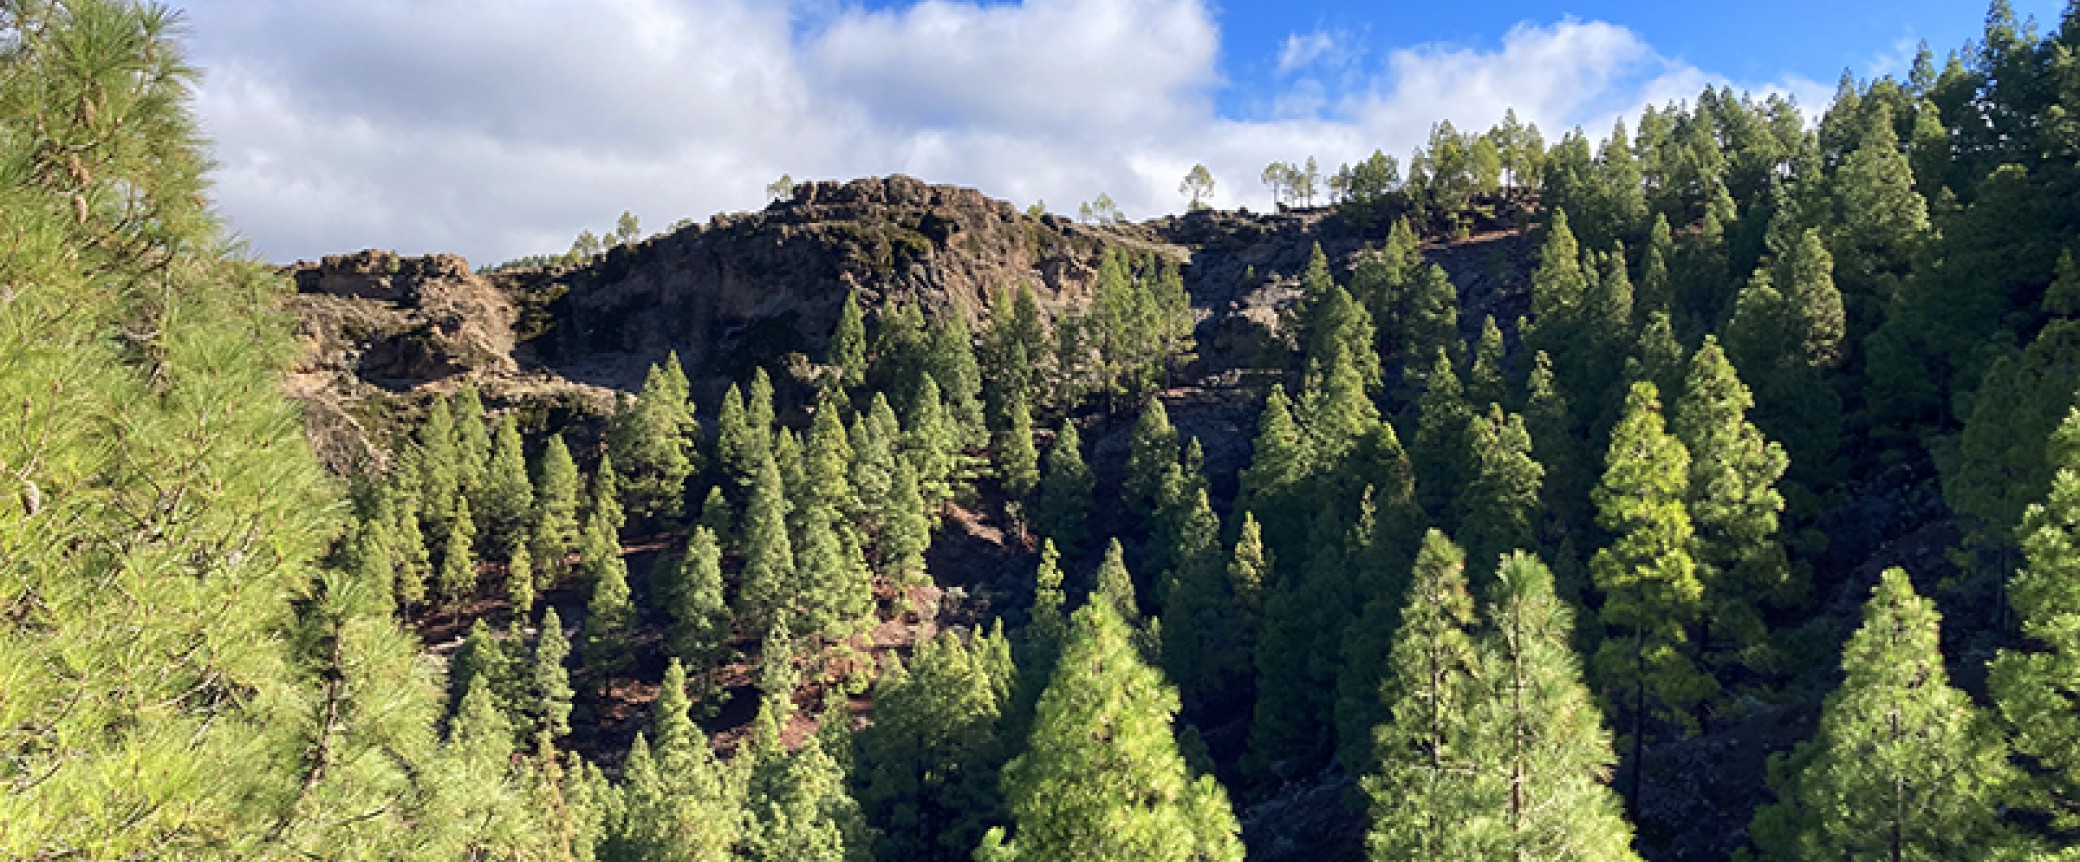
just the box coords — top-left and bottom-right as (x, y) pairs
(179, 0), (2061, 266)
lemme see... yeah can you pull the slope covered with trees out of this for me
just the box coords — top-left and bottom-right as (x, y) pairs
(11, 2), (2080, 860)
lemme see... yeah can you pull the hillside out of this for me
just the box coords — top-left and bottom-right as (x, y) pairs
(12, 3), (2080, 862)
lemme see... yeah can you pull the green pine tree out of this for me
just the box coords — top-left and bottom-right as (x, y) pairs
(1456, 405), (1545, 586)
(1670, 337), (1795, 674)
(997, 385), (1041, 498)
(832, 291), (869, 390)
(1749, 569), (2026, 860)
(1124, 398), (1181, 520)
(608, 358), (699, 525)
(531, 607), (575, 741)
(1991, 408), (2080, 835)
(1036, 420), (1094, 557)
(858, 630), (1013, 862)
(1474, 552), (1644, 861)
(483, 412), (537, 552)
(739, 454), (797, 636)
(1591, 382), (1712, 804)
(438, 496), (480, 606)
(532, 433), (583, 579)
(1364, 529), (1488, 860)
(667, 526), (734, 668)
(979, 600), (1245, 862)
(580, 512), (637, 688)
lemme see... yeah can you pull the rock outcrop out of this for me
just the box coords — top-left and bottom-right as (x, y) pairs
(281, 175), (1533, 467)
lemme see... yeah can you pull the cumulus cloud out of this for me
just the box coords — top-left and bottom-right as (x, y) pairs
(182, 0), (1830, 266)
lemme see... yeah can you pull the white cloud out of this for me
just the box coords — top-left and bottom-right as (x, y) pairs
(182, 1), (1835, 266)
(1276, 29), (1341, 76)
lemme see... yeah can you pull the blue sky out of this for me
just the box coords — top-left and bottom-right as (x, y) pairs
(182, 0), (2058, 266)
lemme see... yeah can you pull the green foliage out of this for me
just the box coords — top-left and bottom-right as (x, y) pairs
(1364, 529), (1485, 860)
(1991, 409), (2080, 835)
(882, 457), (933, 588)
(858, 630), (1014, 862)
(1749, 570), (2026, 860)
(1473, 553), (1643, 860)
(532, 433), (583, 579)
(608, 356), (699, 525)
(611, 659), (744, 860)
(981, 600), (1244, 862)
(581, 512), (637, 687)
(438, 497), (480, 605)
(1239, 385), (1312, 556)
(483, 413), (537, 553)
(832, 292), (870, 390)
(532, 608), (575, 741)
(1036, 420), (1094, 556)
(666, 526), (734, 668)
(738, 454), (798, 636)
(1456, 405), (1545, 585)
(1671, 338), (1795, 673)
(996, 385), (1041, 497)
(1591, 383), (1713, 746)
(1124, 398), (1181, 520)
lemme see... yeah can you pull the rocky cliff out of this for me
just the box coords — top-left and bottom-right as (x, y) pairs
(284, 174), (1532, 470)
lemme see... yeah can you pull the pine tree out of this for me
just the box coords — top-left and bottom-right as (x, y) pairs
(451, 619), (521, 721)
(806, 399), (860, 516)
(1403, 264), (1462, 387)
(1094, 537), (1142, 629)
(417, 395), (464, 534)
(426, 674), (534, 858)
(904, 375), (959, 506)
(996, 385), (1041, 497)
(1475, 552), (1644, 861)
(1160, 487), (1236, 708)
(1124, 398), (1181, 520)
(1523, 349), (1591, 543)
(928, 312), (989, 449)
(1456, 405), (1545, 585)
(532, 433), (583, 578)
(581, 511), (637, 688)
(453, 384), (494, 506)
(608, 359), (698, 525)
(619, 659), (744, 860)
(1670, 337), (1794, 673)
(589, 450), (626, 534)
(1412, 349), (1473, 520)
(739, 454), (797, 636)
(832, 291), (869, 390)
(506, 537), (535, 614)
(1228, 513), (1270, 672)
(718, 382), (761, 490)
(1639, 214), (1675, 319)
(1036, 420), (1094, 556)
(743, 732), (870, 862)
(438, 497), (480, 606)
(483, 413), (537, 552)
(1526, 209), (1590, 368)
(852, 394), (902, 532)
(882, 457), (932, 588)
(1238, 385), (1311, 556)
(1364, 529), (1489, 860)
(667, 526), (733, 667)
(858, 631), (1012, 862)
(1991, 409), (2080, 834)
(1749, 569), (2025, 860)
(1592, 382), (1711, 800)
(532, 607), (575, 741)
(1781, 228), (1844, 369)
(1469, 315), (1509, 409)
(979, 600), (1245, 862)
(797, 500), (875, 644)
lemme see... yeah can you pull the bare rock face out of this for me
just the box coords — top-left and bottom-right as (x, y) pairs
(503, 175), (1132, 402)
(278, 176), (1532, 471)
